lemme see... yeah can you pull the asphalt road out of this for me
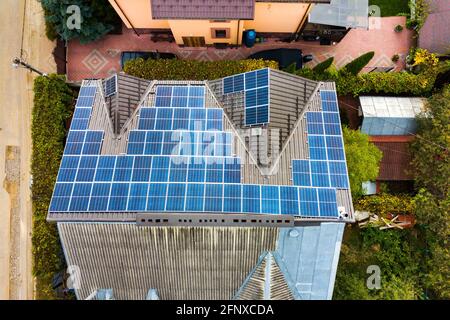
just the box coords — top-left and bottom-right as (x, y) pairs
(0, 0), (56, 299)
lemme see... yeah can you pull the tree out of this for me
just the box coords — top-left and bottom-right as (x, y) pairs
(342, 51), (375, 75)
(40, 0), (121, 44)
(410, 86), (450, 199)
(313, 57), (334, 74)
(410, 86), (450, 299)
(342, 127), (383, 199)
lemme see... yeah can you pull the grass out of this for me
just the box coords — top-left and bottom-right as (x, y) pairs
(369, 0), (410, 17)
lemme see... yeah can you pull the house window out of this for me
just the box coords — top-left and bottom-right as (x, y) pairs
(215, 30), (227, 38)
(211, 28), (230, 39)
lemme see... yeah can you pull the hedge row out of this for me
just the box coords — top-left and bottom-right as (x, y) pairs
(124, 58), (278, 80)
(295, 68), (437, 96)
(336, 69), (437, 96)
(32, 75), (74, 299)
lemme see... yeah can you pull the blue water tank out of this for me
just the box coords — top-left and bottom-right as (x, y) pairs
(244, 30), (256, 48)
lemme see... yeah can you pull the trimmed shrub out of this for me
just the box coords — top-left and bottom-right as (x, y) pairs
(32, 74), (74, 299)
(313, 57), (334, 74)
(124, 58), (279, 80)
(337, 69), (437, 96)
(342, 51), (375, 75)
(293, 67), (438, 97)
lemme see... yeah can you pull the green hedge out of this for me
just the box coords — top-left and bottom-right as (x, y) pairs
(32, 74), (74, 299)
(124, 58), (279, 80)
(295, 68), (437, 96)
(337, 69), (437, 96)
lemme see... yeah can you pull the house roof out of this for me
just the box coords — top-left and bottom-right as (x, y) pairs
(151, 0), (255, 20)
(47, 69), (354, 223)
(418, 0), (450, 54)
(370, 136), (414, 181)
(59, 221), (344, 300)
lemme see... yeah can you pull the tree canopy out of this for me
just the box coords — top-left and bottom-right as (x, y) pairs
(40, 0), (121, 44)
(410, 86), (450, 299)
(342, 127), (383, 199)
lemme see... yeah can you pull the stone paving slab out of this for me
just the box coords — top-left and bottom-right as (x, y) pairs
(68, 16), (413, 82)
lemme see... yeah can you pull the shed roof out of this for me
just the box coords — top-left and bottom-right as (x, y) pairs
(360, 96), (426, 118)
(370, 135), (414, 181)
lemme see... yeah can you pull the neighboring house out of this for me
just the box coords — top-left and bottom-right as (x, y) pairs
(108, 0), (368, 46)
(359, 96), (425, 194)
(47, 69), (354, 300)
(418, 0), (450, 54)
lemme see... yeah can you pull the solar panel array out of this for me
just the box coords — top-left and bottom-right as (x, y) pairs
(292, 90), (350, 189)
(155, 85), (205, 108)
(222, 68), (269, 126)
(65, 86), (104, 156)
(137, 107), (223, 131)
(69, 86), (96, 131)
(127, 130), (233, 157)
(50, 80), (347, 219)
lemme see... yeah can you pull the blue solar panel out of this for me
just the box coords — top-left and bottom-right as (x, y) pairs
(280, 186), (299, 215)
(245, 71), (257, 90)
(53, 183), (73, 197)
(256, 69), (269, 87)
(73, 108), (91, 119)
(323, 112), (340, 124)
(76, 96), (95, 108)
(79, 86), (97, 97)
(234, 74), (245, 92)
(223, 77), (233, 94)
(324, 123), (341, 136)
(70, 119), (89, 130)
(320, 90), (337, 102)
(64, 143), (83, 155)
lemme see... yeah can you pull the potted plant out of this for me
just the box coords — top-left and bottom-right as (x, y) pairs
(394, 24), (404, 32)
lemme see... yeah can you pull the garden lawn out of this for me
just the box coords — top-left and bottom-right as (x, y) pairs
(369, 0), (410, 17)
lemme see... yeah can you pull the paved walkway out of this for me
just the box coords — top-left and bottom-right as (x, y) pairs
(67, 16), (413, 82)
(0, 0), (56, 300)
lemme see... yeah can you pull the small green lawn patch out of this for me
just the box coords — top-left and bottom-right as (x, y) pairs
(369, 0), (410, 17)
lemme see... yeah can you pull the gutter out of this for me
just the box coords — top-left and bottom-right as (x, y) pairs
(293, 3), (312, 41)
(110, 0), (140, 37)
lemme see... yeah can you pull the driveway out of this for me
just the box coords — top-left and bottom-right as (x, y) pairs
(0, 0), (56, 300)
(67, 16), (413, 82)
